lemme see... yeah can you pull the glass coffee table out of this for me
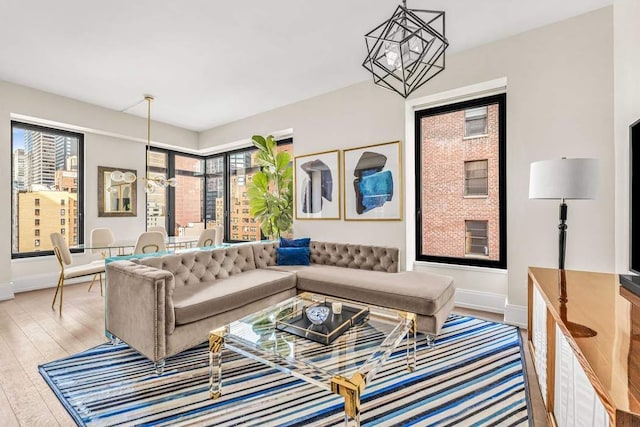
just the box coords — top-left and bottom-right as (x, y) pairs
(209, 292), (417, 426)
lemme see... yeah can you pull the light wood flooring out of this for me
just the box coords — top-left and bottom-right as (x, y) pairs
(0, 282), (547, 426)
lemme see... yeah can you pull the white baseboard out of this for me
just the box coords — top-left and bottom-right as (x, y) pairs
(0, 281), (15, 301)
(504, 304), (528, 328)
(12, 272), (95, 294)
(454, 288), (506, 314)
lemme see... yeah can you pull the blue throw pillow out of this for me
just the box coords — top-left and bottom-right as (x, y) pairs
(277, 247), (310, 266)
(280, 237), (311, 248)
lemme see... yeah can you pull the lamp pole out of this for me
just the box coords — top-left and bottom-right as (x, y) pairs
(558, 198), (567, 270)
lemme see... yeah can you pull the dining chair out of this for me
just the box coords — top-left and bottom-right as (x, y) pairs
(214, 224), (224, 245)
(134, 231), (167, 254)
(89, 227), (116, 292)
(147, 226), (168, 238)
(197, 228), (217, 247)
(50, 233), (106, 315)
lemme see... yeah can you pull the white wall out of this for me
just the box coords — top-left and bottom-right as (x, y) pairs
(614, 0), (640, 273)
(198, 8), (615, 321)
(0, 81), (198, 297)
(200, 81), (407, 266)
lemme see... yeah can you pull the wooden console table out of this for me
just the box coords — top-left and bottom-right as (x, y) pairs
(528, 267), (640, 426)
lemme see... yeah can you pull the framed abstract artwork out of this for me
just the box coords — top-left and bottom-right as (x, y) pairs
(294, 150), (341, 220)
(343, 141), (402, 221)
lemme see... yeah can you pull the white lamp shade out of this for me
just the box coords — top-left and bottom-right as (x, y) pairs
(529, 158), (599, 200)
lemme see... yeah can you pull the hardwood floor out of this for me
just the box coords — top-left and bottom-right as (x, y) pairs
(0, 283), (547, 426)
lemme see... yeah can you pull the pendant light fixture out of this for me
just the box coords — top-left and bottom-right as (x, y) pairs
(144, 95), (177, 193)
(363, 0), (448, 98)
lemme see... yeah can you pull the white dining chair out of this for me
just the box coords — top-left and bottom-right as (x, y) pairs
(50, 233), (106, 314)
(197, 228), (217, 247)
(214, 224), (224, 245)
(134, 231), (167, 255)
(89, 227), (116, 292)
(147, 226), (168, 238)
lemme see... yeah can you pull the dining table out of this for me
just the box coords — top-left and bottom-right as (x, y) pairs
(73, 235), (200, 256)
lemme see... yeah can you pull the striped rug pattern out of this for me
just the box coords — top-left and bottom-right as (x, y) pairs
(39, 315), (529, 426)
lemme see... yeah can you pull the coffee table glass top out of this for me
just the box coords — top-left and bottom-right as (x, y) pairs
(210, 292), (415, 392)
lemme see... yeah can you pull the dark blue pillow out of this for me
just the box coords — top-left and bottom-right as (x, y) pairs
(280, 237), (311, 248)
(277, 247), (310, 266)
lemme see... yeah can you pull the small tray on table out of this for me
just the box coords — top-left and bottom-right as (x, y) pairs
(275, 301), (369, 345)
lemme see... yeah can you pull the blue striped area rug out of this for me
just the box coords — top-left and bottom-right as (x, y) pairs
(39, 315), (529, 426)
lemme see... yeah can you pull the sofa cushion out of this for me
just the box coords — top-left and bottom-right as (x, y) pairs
(280, 237), (311, 248)
(172, 269), (297, 325)
(277, 247), (310, 266)
(138, 245), (257, 288)
(296, 265), (454, 316)
(252, 241), (279, 269)
(309, 241), (399, 273)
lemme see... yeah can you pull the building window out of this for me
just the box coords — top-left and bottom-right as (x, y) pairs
(60, 218), (65, 225)
(60, 208), (65, 215)
(61, 228), (65, 235)
(465, 220), (488, 256)
(12, 122), (84, 257)
(415, 94), (506, 268)
(464, 106), (488, 137)
(464, 160), (489, 196)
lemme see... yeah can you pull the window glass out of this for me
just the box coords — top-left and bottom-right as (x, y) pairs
(416, 95), (505, 268)
(146, 151), (168, 231)
(229, 148), (261, 241)
(11, 122), (83, 257)
(205, 156), (225, 232)
(174, 155), (204, 237)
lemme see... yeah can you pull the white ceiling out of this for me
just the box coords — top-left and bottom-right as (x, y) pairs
(0, 0), (612, 131)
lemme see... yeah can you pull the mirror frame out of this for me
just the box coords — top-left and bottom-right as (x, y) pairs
(98, 166), (137, 217)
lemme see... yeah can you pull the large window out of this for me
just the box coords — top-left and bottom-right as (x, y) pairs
(415, 94), (506, 268)
(148, 138), (292, 242)
(11, 122), (84, 258)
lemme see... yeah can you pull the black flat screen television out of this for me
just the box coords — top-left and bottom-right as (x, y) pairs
(621, 119), (640, 295)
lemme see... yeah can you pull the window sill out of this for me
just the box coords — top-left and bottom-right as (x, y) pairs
(414, 260), (507, 274)
(463, 134), (488, 140)
(463, 195), (488, 199)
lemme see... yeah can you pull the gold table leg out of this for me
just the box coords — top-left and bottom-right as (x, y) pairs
(331, 373), (365, 426)
(209, 329), (225, 399)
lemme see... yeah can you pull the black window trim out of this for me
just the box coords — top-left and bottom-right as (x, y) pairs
(414, 93), (507, 269)
(11, 120), (85, 259)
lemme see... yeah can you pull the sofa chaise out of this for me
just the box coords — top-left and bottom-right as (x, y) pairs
(105, 241), (455, 371)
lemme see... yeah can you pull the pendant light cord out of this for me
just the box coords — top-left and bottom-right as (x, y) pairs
(145, 95), (154, 180)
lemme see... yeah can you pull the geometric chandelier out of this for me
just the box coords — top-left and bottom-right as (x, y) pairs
(363, 0), (449, 98)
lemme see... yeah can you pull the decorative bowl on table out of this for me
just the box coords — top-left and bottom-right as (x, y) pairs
(305, 305), (330, 325)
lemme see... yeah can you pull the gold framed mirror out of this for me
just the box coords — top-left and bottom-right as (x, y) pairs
(98, 166), (137, 217)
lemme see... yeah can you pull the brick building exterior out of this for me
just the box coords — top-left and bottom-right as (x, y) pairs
(420, 103), (500, 261)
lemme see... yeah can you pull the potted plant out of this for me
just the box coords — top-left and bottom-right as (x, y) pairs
(247, 135), (293, 239)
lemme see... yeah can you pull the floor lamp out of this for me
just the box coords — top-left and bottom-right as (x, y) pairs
(529, 158), (599, 270)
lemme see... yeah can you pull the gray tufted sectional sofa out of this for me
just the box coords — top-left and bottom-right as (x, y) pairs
(105, 240), (455, 366)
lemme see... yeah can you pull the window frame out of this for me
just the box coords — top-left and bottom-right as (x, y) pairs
(464, 159), (489, 197)
(11, 121), (85, 259)
(465, 219), (489, 256)
(414, 94), (506, 269)
(147, 137), (293, 243)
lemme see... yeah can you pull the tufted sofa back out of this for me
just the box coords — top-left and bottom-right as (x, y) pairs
(135, 245), (256, 288)
(310, 241), (399, 273)
(252, 241), (279, 268)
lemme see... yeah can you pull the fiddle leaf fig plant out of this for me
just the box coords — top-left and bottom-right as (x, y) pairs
(247, 135), (293, 239)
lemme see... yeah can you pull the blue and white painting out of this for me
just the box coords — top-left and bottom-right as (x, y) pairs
(295, 150), (341, 219)
(344, 141), (402, 220)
